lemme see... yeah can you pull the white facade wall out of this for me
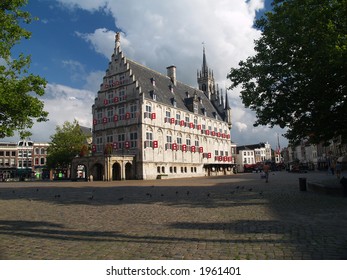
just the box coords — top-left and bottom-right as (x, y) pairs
(141, 101), (232, 179)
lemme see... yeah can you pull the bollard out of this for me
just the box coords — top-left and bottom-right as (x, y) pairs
(299, 177), (307, 191)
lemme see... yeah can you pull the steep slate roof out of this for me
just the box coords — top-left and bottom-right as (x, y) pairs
(127, 59), (224, 120)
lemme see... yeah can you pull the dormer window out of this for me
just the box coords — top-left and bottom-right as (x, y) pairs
(171, 98), (177, 107)
(202, 107), (207, 116)
(150, 90), (157, 101)
(169, 85), (174, 93)
(193, 102), (198, 114)
(150, 78), (156, 86)
(213, 112), (218, 119)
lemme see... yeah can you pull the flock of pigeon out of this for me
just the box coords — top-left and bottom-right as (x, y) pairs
(1, 184), (265, 204)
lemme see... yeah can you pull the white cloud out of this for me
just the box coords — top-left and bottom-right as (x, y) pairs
(83, 70), (105, 93)
(235, 122), (248, 132)
(25, 83), (95, 142)
(55, 0), (288, 149)
(75, 28), (116, 59)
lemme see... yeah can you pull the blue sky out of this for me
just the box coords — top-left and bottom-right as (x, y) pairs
(7, 0), (286, 149)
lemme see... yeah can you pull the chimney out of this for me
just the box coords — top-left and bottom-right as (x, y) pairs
(166, 65), (176, 86)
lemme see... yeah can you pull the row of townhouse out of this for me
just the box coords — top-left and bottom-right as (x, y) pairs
(282, 137), (347, 171)
(0, 140), (49, 181)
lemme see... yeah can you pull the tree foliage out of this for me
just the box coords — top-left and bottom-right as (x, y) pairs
(228, 0), (347, 145)
(0, 0), (48, 139)
(46, 120), (86, 169)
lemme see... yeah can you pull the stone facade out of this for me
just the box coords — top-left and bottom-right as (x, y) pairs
(72, 34), (234, 180)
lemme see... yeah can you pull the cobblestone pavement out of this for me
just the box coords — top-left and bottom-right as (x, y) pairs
(0, 171), (346, 260)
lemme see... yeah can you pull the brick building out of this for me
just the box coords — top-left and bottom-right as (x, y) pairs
(0, 140), (49, 181)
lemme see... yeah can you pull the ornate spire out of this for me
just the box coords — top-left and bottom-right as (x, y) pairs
(202, 44), (208, 77)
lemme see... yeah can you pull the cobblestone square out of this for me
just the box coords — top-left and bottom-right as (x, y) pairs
(0, 171), (346, 259)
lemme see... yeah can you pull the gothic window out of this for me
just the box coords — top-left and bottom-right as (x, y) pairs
(107, 92), (114, 103)
(118, 105), (125, 120)
(186, 137), (191, 147)
(166, 134), (172, 150)
(119, 89), (126, 101)
(145, 131), (153, 148)
(175, 112), (181, 125)
(107, 107), (113, 122)
(130, 132), (138, 148)
(130, 104), (137, 118)
(118, 134), (125, 149)
(106, 135), (113, 143)
(177, 134), (182, 149)
(194, 117), (198, 126)
(97, 111), (102, 123)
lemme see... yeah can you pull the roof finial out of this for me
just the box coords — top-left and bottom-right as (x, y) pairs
(116, 32), (120, 42)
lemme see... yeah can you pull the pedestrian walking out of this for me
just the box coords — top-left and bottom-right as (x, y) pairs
(263, 162), (270, 183)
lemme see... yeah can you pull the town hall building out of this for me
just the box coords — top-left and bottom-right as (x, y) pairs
(72, 33), (234, 180)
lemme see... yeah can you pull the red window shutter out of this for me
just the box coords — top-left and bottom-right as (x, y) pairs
(93, 119), (97, 125)
(125, 141), (130, 149)
(197, 124), (201, 130)
(170, 118), (175, 124)
(153, 140), (158, 148)
(92, 145), (96, 152)
(104, 99), (108, 105)
(199, 147), (203, 153)
(113, 142), (118, 149)
(114, 97), (119, 103)
(191, 146), (196, 152)
(125, 112), (130, 119)
(206, 130), (210, 135)
(208, 153), (211, 159)
(189, 122), (194, 128)
(217, 132), (221, 137)
(103, 117), (107, 123)
(182, 144), (187, 152)
(180, 120), (184, 126)
(114, 115), (118, 122)
(151, 113), (156, 119)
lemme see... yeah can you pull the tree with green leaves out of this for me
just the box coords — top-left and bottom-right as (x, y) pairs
(0, 0), (48, 139)
(228, 0), (347, 145)
(46, 120), (87, 170)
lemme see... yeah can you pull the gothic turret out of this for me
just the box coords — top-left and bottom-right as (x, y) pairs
(197, 46), (215, 100)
